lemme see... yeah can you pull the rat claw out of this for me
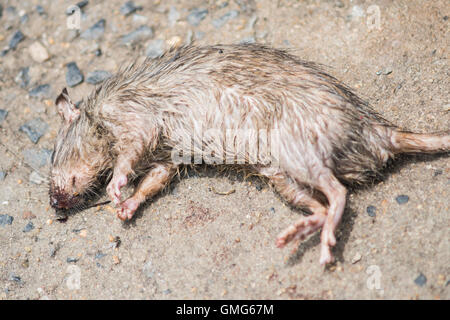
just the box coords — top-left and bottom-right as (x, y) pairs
(117, 197), (140, 221)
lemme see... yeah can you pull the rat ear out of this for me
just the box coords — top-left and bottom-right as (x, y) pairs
(55, 88), (80, 124)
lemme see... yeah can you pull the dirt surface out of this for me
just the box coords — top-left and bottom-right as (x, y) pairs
(0, 0), (448, 300)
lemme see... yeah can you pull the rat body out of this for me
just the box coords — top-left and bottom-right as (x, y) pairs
(50, 44), (449, 265)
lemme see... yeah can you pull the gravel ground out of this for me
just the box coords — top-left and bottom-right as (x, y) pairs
(0, 0), (448, 300)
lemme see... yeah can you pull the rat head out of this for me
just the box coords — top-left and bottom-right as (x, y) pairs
(49, 88), (111, 210)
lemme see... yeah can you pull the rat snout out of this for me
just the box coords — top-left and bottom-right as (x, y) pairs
(50, 189), (81, 210)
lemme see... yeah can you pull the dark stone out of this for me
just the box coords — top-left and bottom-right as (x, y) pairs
(80, 19), (105, 40)
(0, 214), (14, 226)
(0, 109), (8, 125)
(414, 273), (427, 287)
(212, 10), (239, 28)
(15, 67), (30, 88)
(36, 5), (46, 15)
(67, 257), (79, 263)
(366, 205), (376, 217)
(9, 30), (25, 50)
(187, 8), (208, 26)
(66, 62), (84, 87)
(20, 13), (29, 24)
(120, 1), (142, 16)
(395, 195), (409, 205)
(29, 84), (51, 99)
(22, 148), (52, 168)
(0, 171), (6, 181)
(145, 39), (164, 58)
(86, 70), (111, 84)
(19, 118), (49, 144)
(121, 25), (153, 45)
(9, 273), (22, 283)
(269, 207), (275, 214)
(23, 222), (34, 232)
(95, 252), (107, 259)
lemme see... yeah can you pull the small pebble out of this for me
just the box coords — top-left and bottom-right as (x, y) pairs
(22, 211), (36, 219)
(0, 171), (6, 181)
(36, 5), (45, 16)
(269, 207), (275, 214)
(366, 205), (376, 217)
(79, 229), (88, 238)
(22, 148), (52, 168)
(195, 31), (205, 40)
(212, 10), (239, 28)
(0, 109), (8, 125)
(20, 12), (29, 24)
(255, 184), (262, 191)
(168, 6), (180, 26)
(66, 62), (84, 87)
(29, 84), (51, 99)
(29, 171), (46, 185)
(395, 195), (409, 205)
(120, 1), (142, 16)
(146, 39), (164, 58)
(66, 257), (79, 263)
(23, 222), (34, 233)
(351, 253), (362, 264)
(414, 273), (427, 287)
(9, 273), (22, 283)
(28, 41), (50, 63)
(0, 214), (14, 226)
(86, 70), (112, 84)
(95, 252), (107, 260)
(376, 68), (393, 76)
(132, 14), (148, 24)
(433, 169), (443, 177)
(187, 8), (208, 26)
(121, 25), (154, 45)
(8, 30), (25, 50)
(80, 19), (105, 40)
(239, 36), (255, 44)
(163, 289), (172, 295)
(15, 67), (30, 88)
(19, 118), (49, 144)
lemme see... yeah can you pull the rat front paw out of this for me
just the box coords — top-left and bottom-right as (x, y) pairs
(107, 174), (128, 205)
(117, 197), (140, 221)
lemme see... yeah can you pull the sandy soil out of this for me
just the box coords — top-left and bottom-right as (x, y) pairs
(0, 0), (448, 300)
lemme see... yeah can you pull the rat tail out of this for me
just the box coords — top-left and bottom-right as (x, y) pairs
(389, 129), (450, 154)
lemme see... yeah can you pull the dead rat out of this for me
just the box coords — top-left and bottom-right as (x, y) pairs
(49, 44), (449, 265)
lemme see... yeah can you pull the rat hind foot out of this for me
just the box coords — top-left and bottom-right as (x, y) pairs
(276, 212), (326, 248)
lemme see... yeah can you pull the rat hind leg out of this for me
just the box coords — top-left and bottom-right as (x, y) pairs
(314, 168), (348, 265)
(259, 168), (328, 248)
